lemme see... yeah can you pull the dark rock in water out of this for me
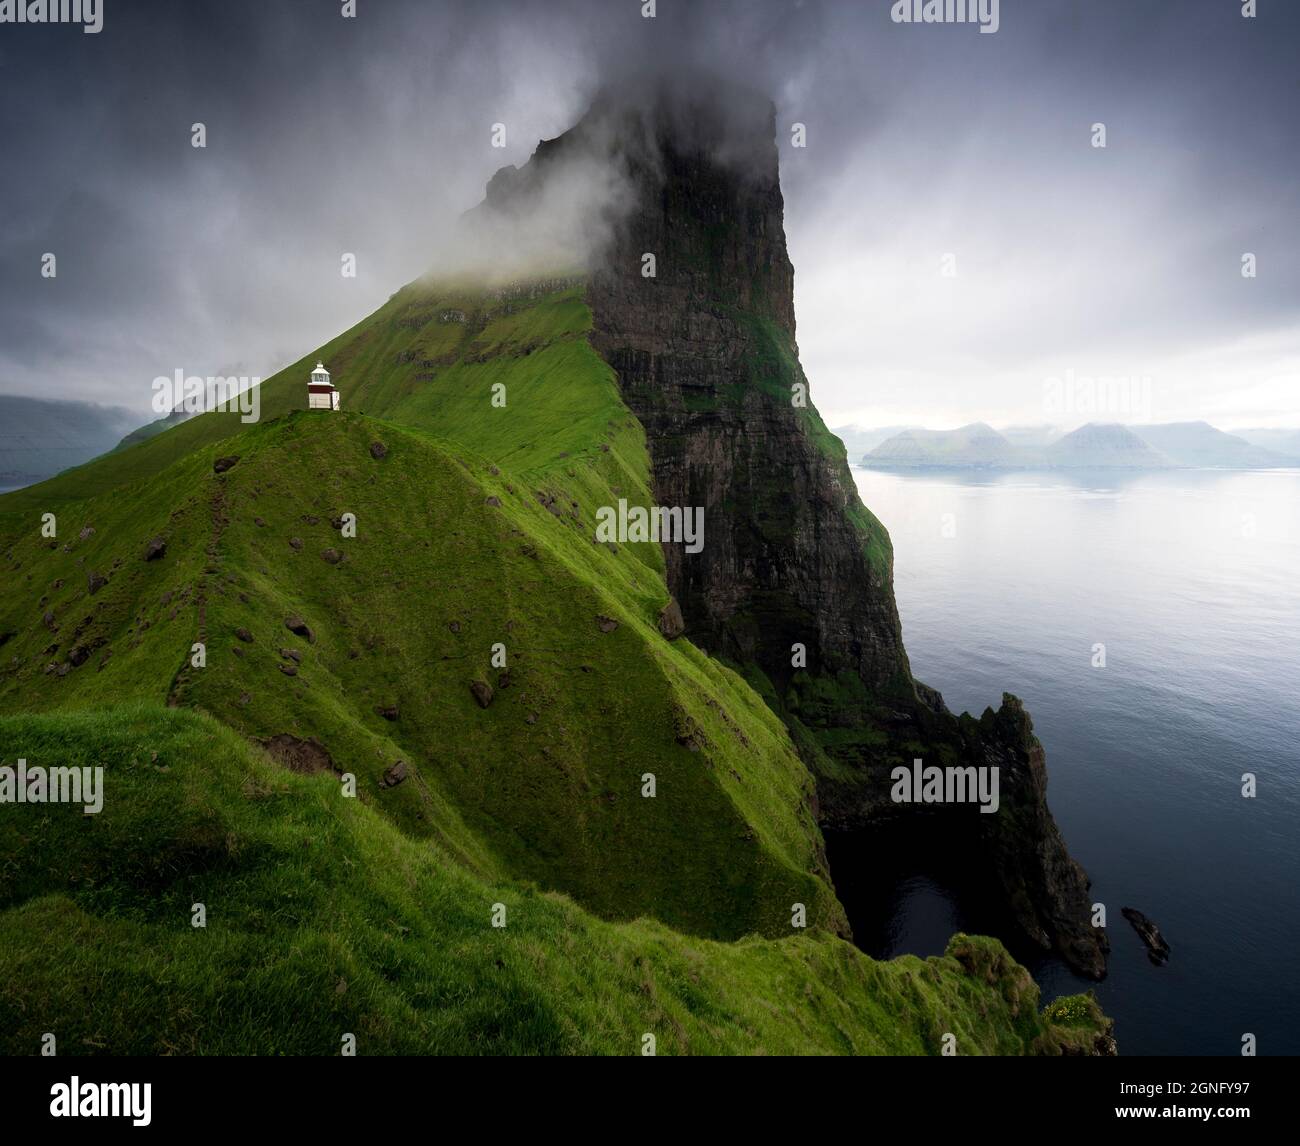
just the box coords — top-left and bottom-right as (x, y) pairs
(369, 441), (388, 459)
(469, 679), (494, 708)
(284, 615), (315, 643)
(381, 760), (408, 788)
(595, 614), (619, 633)
(144, 536), (167, 562)
(87, 571), (107, 595)
(375, 704), (399, 721)
(213, 455), (240, 474)
(1122, 907), (1171, 965)
(657, 598), (685, 640)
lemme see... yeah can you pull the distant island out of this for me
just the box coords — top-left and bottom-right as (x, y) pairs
(835, 421), (1300, 471)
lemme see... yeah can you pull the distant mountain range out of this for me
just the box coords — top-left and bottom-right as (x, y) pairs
(1046, 423), (1173, 468)
(829, 424), (920, 459)
(0, 395), (140, 487)
(110, 409), (197, 453)
(1234, 427), (1300, 458)
(868, 422), (1022, 467)
(834, 420), (1300, 470)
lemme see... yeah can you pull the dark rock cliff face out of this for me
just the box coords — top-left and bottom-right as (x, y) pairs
(480, 81), (1107, 980)
(584, 98), (910, 697)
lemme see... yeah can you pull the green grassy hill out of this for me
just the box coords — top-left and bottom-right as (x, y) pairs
(0, 704), (1108, 1055)
(0, 277), (1110, 1054)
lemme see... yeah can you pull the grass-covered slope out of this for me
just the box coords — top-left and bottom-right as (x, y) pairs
(0, 465), (840, 932)
(0, 281), (844, 942)
(0, 277), (1111, 1053)
(0, 705), (1108, 1055)
(0, 281), (617, 511)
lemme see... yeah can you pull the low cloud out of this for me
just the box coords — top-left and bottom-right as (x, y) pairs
(0, 0), (1296, 430)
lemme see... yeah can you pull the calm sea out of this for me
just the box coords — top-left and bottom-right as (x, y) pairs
(847, 465), (1300, 1056)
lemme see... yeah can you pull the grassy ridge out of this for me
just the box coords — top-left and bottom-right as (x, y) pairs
(0, 283), (616, 512)
(0, 704), (1107, 1055)
(0, 285), (846, 941)
(0, 278), (1111, 1053)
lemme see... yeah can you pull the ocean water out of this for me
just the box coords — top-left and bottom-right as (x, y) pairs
(846, 465), (1300, 1057)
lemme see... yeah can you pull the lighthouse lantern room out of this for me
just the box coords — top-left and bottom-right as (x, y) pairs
(307, 362), (340, 411)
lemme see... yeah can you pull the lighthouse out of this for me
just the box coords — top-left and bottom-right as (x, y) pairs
(307, 362), (340, 411)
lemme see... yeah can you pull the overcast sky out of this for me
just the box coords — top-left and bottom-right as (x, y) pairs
(1, 0), (1297, 430)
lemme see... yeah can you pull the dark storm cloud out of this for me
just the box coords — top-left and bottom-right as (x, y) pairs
(0, 0), (1297, 427)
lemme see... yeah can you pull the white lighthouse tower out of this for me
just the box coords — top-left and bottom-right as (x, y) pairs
(307, 362), (340, 411)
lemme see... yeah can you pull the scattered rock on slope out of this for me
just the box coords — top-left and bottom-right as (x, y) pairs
(259, 734), (336, 775)
(284, 615), (315, 643)
(657, 598), (685, 640)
